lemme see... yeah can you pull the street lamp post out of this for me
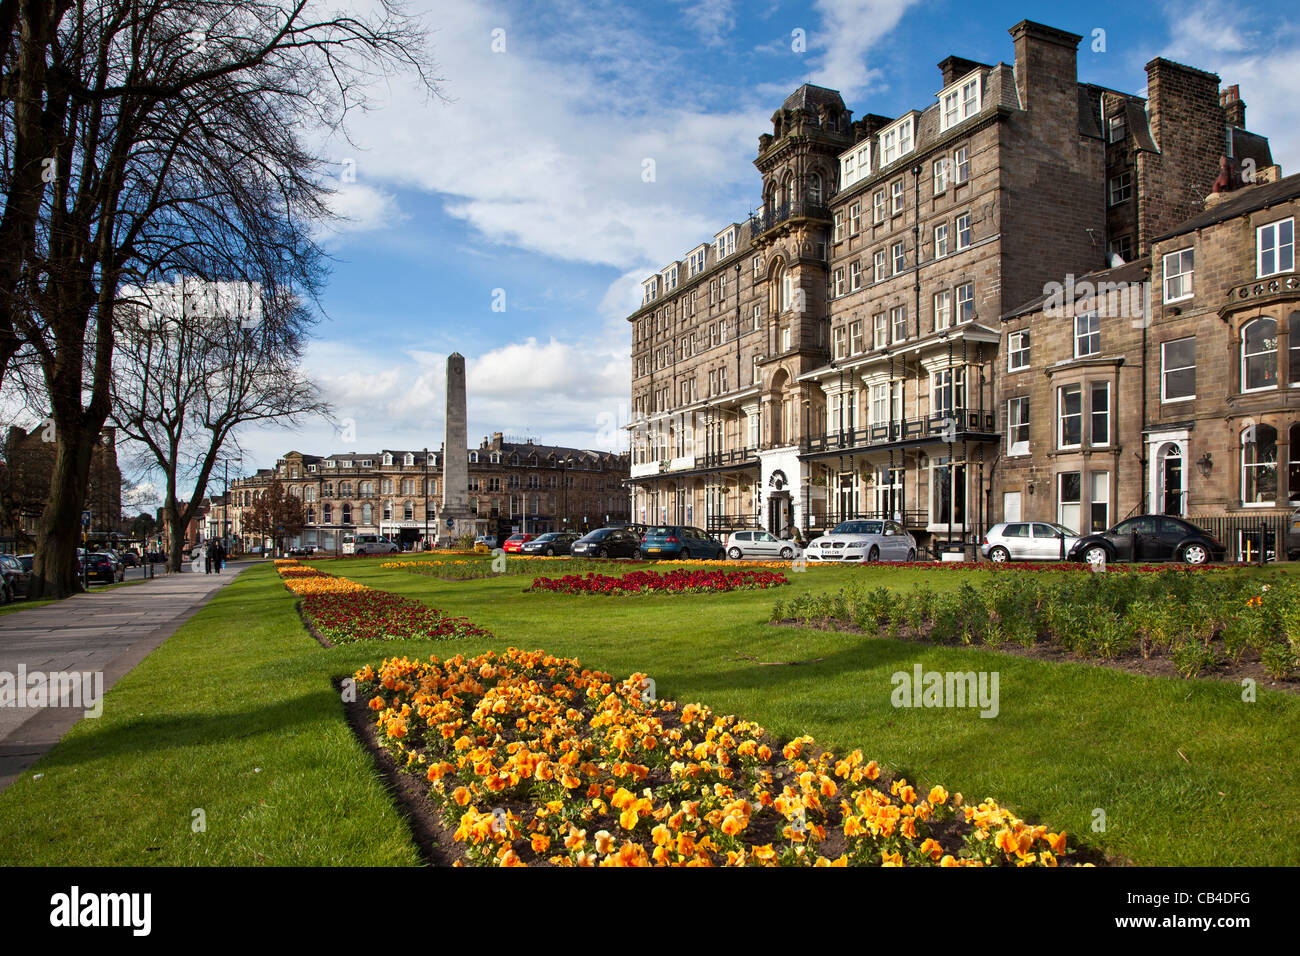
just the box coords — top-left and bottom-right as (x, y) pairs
(423, 446), (430, 551)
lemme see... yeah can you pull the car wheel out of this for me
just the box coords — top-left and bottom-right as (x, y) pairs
(632, 548), (642, 560)
(598, 547), (609, 558)
(906, 548), (917, 562)
(866, 546), (879, 563)
(728, 547), (742, 560)
(989, 546), (1010, 563)
(1083, 545), (1108, 566)
(780, 546), (794, 560)
(1181, 543), (1209, 565)
(545, 547), (555, 556)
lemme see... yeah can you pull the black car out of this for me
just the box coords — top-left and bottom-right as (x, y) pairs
(81, 552), (124, 584)
(520, 532), (580, 556)
(0, 553), (33, 602)
(570, 527), (643, 559)
(119, 551), (140, 567)
(1068, 515), (1225, 565)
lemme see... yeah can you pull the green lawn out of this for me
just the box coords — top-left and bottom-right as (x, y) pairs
(0, 556), (1295, 866)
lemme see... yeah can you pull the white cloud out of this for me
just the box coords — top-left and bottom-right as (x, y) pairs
(674, 0), (736, 46)
(808, 0), (921, 100)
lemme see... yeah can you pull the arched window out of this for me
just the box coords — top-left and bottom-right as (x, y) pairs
(1291, 423), (1300, 502)
(1242, 317), (1278, 391)
(807, 173), (822, 205)
(307, 506), (315, 523)
(783, 173), (795, 207)
(341, 503), (352, 524)
(1242, 424), (1278, 504)
(403, 501), (414, 521)
(361, 503), (372, 525)
(1289, 311), (1300, 385)
(382, 500), (393, 521)
(339, 481), (352, 497)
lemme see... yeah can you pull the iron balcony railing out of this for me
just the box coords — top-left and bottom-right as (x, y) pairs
(697, 447), (759, 469)
(802, 409), (997, 454)
(748, 200), (832, 238)
(706, 513), (764, 532)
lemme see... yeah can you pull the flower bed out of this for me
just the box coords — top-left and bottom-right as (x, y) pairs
(275, 560), (492, 644)
(772, 569), (1300, 680)
(354, 648), (1081, 867)
(528, 568), (789, 595)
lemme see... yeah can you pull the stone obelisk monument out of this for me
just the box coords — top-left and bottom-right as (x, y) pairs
(439, 353), (474, 546)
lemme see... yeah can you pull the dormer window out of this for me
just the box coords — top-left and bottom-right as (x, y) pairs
(879, 116), (914, 167)
(688, 246), (707, 277)
(939, 73), (981, 132)
(491, 452), (501, 464)
(662, 265), (678, 291)
(642, 276), (659, 304)
(403, 453), (415, 466)
(469, 451), (479, 463)
(839, 142), (871, 190)
(382, 453), (393, 466)
(714, 228), (737, 261)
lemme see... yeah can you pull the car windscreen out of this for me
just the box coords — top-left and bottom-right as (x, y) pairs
(831, 521), (883, 535)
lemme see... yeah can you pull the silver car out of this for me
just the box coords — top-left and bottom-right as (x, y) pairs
(806, 520), (917, 563)
(724, 530), (798, 560)
(981, 522), (1079, 562)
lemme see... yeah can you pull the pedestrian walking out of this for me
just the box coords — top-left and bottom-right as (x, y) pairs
(204, 542), (213, 574)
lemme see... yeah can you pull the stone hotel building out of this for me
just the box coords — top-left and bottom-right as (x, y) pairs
(229, 433), (629, 553)
(626, 19), (1279, 555)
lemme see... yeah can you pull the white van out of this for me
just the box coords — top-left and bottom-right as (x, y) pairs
(342, 533), (399, 555)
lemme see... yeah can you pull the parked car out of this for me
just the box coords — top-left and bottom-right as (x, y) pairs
(82, 552), (124, 584)
(520, 532), (579, 556)
(0, 553), (34, 602)
(571, 527), (643, 559)
(724, 529), (798, 561)
(1068, 515), (1225, 565)
(806, 519), (918, 563)
(640, 526), (725, 561)
(501, 533), (535, 554)
(119, 551), (140, 567)
(474, 534), (503, 550)
(342, 533), (398, 555)
(16, 554), (34, 572)
(981, 522), (1080, 562)
(288, 545), (317, 557)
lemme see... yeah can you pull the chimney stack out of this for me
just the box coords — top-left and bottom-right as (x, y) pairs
(1220, 84), (1246, 127)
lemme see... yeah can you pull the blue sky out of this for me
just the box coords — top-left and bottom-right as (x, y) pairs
(216, 0), (1300, 491)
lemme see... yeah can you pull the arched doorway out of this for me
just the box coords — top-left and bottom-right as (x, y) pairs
(767, 469), (792, 537)
(1155, 442), (1184, 515)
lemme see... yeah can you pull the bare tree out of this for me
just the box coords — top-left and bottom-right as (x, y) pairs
(113, 277), (328, 571)
(1, 1), (438, 597)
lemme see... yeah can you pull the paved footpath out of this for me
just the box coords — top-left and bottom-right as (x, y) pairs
(0, 562), (257, 792)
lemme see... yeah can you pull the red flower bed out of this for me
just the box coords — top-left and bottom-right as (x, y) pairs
(528, 568), (789, 595)
(299, 589), (494, 643)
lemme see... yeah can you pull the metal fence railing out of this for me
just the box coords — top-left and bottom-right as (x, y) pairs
(1188, 513), (1291, 562)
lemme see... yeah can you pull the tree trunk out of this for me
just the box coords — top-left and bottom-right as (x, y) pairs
(165, 496), (186, 573)
(29, 428), (95, 599)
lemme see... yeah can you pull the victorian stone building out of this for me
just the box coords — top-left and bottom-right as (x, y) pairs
(229, 432), (629, 553)
(997, 170), (1299, 556)
(1, 425), (122, 545)
(626, 19), (1274, 554)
